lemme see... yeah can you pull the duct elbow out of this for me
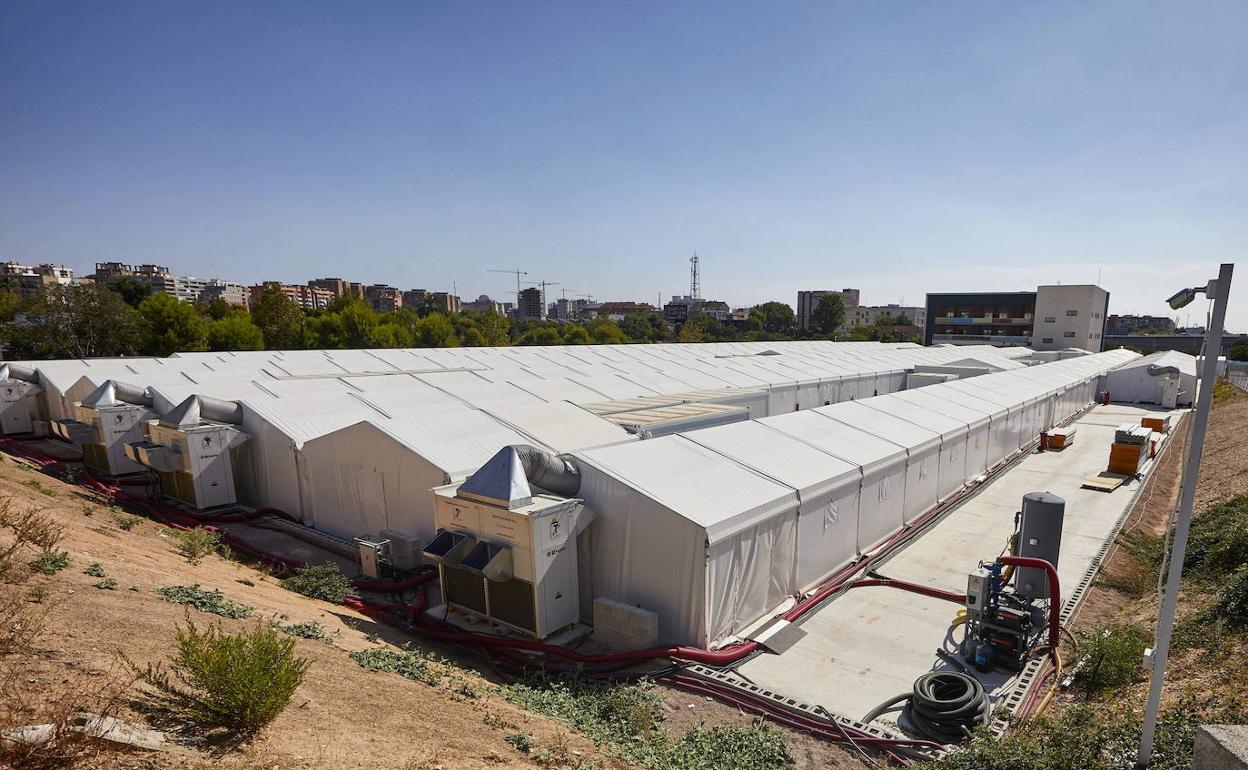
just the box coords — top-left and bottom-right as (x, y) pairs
(509, 444), (581, 497)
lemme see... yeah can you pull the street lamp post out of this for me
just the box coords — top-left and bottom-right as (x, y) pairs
(1136, 263), (1234, 767)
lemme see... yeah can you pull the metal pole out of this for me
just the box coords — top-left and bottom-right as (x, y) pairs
(1136, 262), (1233, 767)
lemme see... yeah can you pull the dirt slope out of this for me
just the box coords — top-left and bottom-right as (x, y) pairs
(0, 458), (634, 770)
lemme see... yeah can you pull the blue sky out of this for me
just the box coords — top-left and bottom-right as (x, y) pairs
(2, 1), (1245, 329)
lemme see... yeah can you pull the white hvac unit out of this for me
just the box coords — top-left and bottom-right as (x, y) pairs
(124, 396), (249, 510)
(426, 447), (594, 639)
(50, 381), (152, 476)
(0, 378), (42, 436)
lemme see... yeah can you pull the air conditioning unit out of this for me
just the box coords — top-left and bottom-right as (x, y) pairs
(0, 378), (42, 436)
(51, 382), (152, 476)
(124, 397), (249, 510)
(426, 449), (594, 639)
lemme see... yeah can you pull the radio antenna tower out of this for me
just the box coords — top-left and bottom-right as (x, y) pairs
(689, 251), (701, 300)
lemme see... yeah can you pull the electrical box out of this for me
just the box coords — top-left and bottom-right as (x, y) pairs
(1016, 492), (1065, 600)
(380, 529), (424, 571)
(355, 538), (389, 580)
(427, 484), (594, 639)
(966, 567), (991, 612)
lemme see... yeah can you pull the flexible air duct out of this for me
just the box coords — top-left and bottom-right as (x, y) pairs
(509, 444), (581, 497)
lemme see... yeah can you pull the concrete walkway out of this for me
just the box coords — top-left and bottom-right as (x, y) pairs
(737, 403), (1182, 726)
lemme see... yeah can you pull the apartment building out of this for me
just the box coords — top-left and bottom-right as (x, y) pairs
(1031, 284), (1110, 352)
(797, 289), (861, 330)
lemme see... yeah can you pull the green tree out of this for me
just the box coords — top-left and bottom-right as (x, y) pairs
(586, 318), (628, 344)
(138, 293), (208, 355)
(678, 316), (709, 342)
(459, 326), (486, 346)
(250, 286), (305, 349)
(206, 315), (265, 351)
(1, 284), (142, 359)
(810, 294), (845, 336)
(517, 326), (562, 346)
(1228, 340), (1248, 361)
(202, 297), (247, 321)
(895, 313), (913, 326)
(413, 313), (459, 348)
(475, 311), (512, 346)
(620, 313), (670, 343)
(107, 276), (155, 307)
(338, 301), (380, 348)
(748, 302), (796, 336)
(561, 325), (591, 344)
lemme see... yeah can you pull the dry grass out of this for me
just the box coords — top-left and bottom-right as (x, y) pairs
(0, 494), (134, 769)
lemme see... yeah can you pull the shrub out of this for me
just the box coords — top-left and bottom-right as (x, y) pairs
(169, 528), (225, 565)
(154, 585), (253, 619)
(1074, 626), (1150, 693)
(506, 730), (534, 753)
(112, 512), (143, 531)
(1185, 496), (1248, 578)
(1204, 564), (1248, 629)
(84, 562), (106, 577)
(29, 549), (71, 575)
(134, 616), (310, 731)
(94, 578), (117, 590)
(281, 563), (354, 603)
(349, 647), (442, 686)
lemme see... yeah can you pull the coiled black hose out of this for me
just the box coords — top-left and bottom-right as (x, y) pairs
(861, 671), (990, 743)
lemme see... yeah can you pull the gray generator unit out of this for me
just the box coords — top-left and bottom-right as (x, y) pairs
(1015, 492), (1065, 600)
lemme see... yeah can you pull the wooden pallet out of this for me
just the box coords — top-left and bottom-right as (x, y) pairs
(1082, 471), (1132, 492)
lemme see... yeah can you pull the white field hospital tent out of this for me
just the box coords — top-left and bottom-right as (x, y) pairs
(680, 420), (862, 591)
(1105, 350), (1198, 406)
(562, 349), (1140, 646)
(572, 437), (800, 647)
(815, 401), (943, 523)
(858, 395), (972, 500)
(887, 388), (993, 481)
(759, 409), (908, 555)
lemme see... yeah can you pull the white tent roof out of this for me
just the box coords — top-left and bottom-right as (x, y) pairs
(758, 409), (906, 476)
(679, 420), (860, 502)
(572, 437), (799, 542)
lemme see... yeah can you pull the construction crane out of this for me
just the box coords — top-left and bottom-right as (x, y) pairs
(488, 268), (528, 297)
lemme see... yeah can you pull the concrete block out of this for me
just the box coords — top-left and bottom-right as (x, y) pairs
(1194, 725), (1248, 770)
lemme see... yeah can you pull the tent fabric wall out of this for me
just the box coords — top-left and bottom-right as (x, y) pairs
(572, 437), (799, 647)
(758, 410), (907, 555)
(815, 401), (942, 523)
(678, 422), (862, 591)
(1105, 351), (1198, 406)
(859, 396), (971, 500)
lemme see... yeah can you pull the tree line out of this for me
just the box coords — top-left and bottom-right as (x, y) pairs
(0, 280), (913, 360)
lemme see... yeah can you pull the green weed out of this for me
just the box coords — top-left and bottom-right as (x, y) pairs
(503, 674), (791, 770)
(349, 646), (442, 686)
(154, 585), (253, 619)
(281, 563), (354, 603)
(1074, 626), (1150, 694)
(274, 620), (338, 644)
(84, 562), (106, 577)
(29, 548), (71, 575)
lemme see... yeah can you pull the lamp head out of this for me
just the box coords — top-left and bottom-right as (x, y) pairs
(1167, 287), (1199, 310)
